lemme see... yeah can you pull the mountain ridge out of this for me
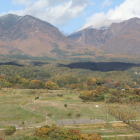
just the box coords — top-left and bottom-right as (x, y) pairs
(68, 17), (140, 55)
(76, 19), (123, 31)
(0, 14), (99, 58)
(0, 14), (140, 62)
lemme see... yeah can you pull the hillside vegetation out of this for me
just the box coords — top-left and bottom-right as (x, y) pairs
(0, 59), (140, 139)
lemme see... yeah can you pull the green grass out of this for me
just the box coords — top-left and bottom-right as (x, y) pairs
(0, 89), (116, 127)
(25, 90), (116, 121)
(0, 104), (45, 122)
(0, 88), (140, 140)
(0, 89), (46, 127)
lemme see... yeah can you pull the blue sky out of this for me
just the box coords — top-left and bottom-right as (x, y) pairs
(0, 0), (140, 34)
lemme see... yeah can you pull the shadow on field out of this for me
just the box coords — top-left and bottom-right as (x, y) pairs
(57, 62), (140, 72)
(0, 61), (24, 67)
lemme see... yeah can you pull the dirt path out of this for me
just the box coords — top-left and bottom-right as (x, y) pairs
(20, 104), (55, 125)
(20, 104), (45, 117)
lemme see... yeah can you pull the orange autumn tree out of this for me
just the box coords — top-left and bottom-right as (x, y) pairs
(87, 78), (97, 86)
(45, 81), (58, 90)
(35, 124), (102, 140)
(79, 89), (105, 102)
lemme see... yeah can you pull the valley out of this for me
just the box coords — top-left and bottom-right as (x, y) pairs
(0, 59), (139, 139)
(0, 14), (140, 140)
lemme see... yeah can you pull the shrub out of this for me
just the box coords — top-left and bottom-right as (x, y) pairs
(79, 90), (92, 100)
(64, 104), (67, 107)
(5, 125), (16, 136)
(35, 125), (51, 138)
(127, 95), (140, 102)
(35, 124), (102, 140)
(79, 90), (105, 102)
(35, 97), (39, 100)
(57, 94), (63, 97)
(76, 114), (81, 117)
(105, 95), (119, 103)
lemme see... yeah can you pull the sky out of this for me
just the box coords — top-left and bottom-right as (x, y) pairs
(0, 0), (140, 34)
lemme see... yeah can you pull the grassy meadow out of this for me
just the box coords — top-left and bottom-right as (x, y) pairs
(0, 59), (140, 139)
(0, 88), (139, 139)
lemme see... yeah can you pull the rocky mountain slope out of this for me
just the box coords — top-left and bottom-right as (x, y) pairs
(0, 14), (98, 59)
(68, 18), (140, 55)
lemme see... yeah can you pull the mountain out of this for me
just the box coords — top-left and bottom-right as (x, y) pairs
(68, 18), (140, 55)
(76, 19), (122, 32)
(0, 14), (99, 59)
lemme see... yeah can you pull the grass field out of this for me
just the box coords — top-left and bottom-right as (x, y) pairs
(0, 89), (47, 127)
(0, 89), (138, 125)
(23, 90), (117, 122)
(0, 88), (140, 139)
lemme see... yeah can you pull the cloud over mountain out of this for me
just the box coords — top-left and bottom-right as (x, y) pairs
(10, 0), (90, 26)
(86, 0), (140, 25)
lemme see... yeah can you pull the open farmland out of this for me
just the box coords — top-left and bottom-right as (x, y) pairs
(0, 88), (118, 127)
(0, 88), (140, 139)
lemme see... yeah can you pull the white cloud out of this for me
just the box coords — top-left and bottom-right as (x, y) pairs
(102, 0), (112, 8)
(86, 0), (140, 24)
(87, 12), (106, 22)
(107, 0), (140, 20)
(9, 0), (90, 26)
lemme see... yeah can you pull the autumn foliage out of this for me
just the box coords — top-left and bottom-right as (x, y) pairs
(35, 124), (102, 140)
(45, 81), (58, 90)
(108, 105), (140, 131)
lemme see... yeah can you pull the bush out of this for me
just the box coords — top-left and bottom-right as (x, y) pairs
(35, 125), (51, 138)
(91, 92), (105, 102)
(79, 90), (105, 102)
(5, 125), (16, 136)
(127, 95), (140, 102)
(105, 95), (119, 103)
(57, 94), (63, 97)
(76, 114), (81, 117)
(35, 124), (102, 140)
(64, 104), (67, 107)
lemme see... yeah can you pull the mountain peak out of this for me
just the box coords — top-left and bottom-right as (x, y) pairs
(76, 19), (123, 32)
(0, 14), (21, 19)
(68, 17), (140, 55)
(0, 14), (21, 30)
(0, 14), (96, 58)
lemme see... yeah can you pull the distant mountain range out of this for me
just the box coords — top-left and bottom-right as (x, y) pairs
(0, 14), (140, 61)
(0, 14), (98, 59)
(68, 18), (140, 55)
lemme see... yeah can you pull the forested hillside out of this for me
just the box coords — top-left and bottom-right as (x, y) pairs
(0, 60), (139, 90)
